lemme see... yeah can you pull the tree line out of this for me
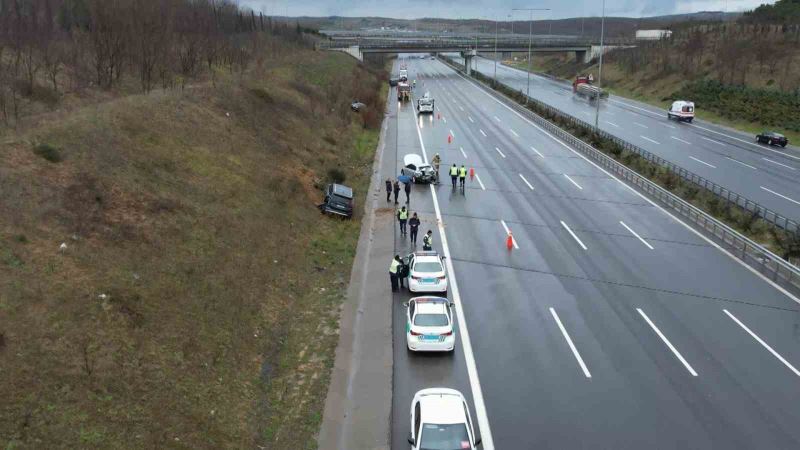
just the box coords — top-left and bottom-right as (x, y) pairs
(0, 0), (311, 126)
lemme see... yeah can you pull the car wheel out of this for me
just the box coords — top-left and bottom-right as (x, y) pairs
(687, 118), (693, 123)
(768, 139), (773, 146)
(781, 142), (787, 148)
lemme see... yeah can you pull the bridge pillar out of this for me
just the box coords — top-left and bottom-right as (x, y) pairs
(461, 49), (477, 76)
(575, 50), (589, 64)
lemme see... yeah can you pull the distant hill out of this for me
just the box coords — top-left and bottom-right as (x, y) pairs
(740, 0), (800, 24)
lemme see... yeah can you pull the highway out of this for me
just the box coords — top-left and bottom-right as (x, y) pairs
(450, 55), (800, 222)
(387, 55), (800, 449)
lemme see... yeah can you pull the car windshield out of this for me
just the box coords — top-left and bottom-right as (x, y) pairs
(414, 262), (442, 273)
(414, 313), (448, 327)
(330, 194), (351, 204)
(419, 423), (470, 450)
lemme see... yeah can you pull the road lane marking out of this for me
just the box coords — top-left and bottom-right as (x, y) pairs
(670, 136), (691, 145)
(495, 147), (506, 158)
(468, 116), (474, 123)
(661, 123), (676, 129)
(480, 129), (487, 137)
(691, 122), (800, 158)
(530, 146), (544, 158)
(689, 156), (716, 168)
(474, 173), (486, 190)
(460, 147), (468, 159)
(700, 136), (724, 146)
(560, 221), (588, 250)
(459, 105), (464, 112)
(494, 115), (501, 122)
(620, 221), (654, 250)
(760, 186), (800, 206)
(725, 157), (757, 170)
(452, 68), (800, 307)
(634, 122), (648, 129)
(637, 309), (698, 376)
(563, 174), (583, 190)
(413, 102), (496, 449)
(762, 157), (796, 171)
(443, 117), (447, 123)
(510, 128), (519, 137)
(605, 121), (620, 128)
(500, 220), (519, 249)
(450, 129), (455, 138)
(519, 174), (534, 190)
(641, 135), (661, 145)
(549, 308), (592, 378)
(724, 309), (800, 378)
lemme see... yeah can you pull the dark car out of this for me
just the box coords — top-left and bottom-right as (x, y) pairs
(319, 183), (354, 218)
(756, 131), (788, 147)
(389, 77), (399, 87)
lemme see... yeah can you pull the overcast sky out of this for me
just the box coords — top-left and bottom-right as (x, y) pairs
(242, 0), (775, 19)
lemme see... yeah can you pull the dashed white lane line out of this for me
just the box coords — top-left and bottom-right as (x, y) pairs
(443, 117), (447, 123)
(495, 147), (506, 158)
(641, 135), (661, 145)
(459, 105), (464, 112)
(637, 308), (698, 376)
(633, 122), (648, 129)
(725, 157), (757, 170)
(724, 309), (800, 378)
(689, 156), (717, 169)
(605, 121), (620, 128)
(560, 221), (588, 250)
(474, 173), (486, 190)
(620, 221), (654, 250)
(480, 129), (487, 137)
(700, 136), (724, 146)
(449, 129), (455, 138)
(760, 186), (800, 206)
(494, 115), (501, 122)
(762, 157), (796, 171)
(519, 174), (534, 190)
(460, 147), (468, 159)
(563, 174), (583, 190)
(530, 146), (544, 158)
(671, 136), (691, 145)
(468, 116), (475, 123)
(661, 123), (677, 130)
(500, 220), (519, 249)
(510, 129), (519, 137)
(549, 308), (592, 379)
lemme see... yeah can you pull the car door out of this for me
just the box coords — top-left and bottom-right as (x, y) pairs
(409, 399), (421, 449)
(463, 400), (476, 448)
(407, 300), (415, 333)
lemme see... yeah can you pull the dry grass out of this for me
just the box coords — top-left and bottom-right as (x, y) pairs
(0, 47), (384, 449)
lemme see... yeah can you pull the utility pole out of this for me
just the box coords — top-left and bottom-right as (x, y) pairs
(594, 0), (606, 130)
(494, 15), (499, 83)
(513, 7), (550, 105)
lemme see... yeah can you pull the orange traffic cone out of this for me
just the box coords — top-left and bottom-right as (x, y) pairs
(507, 232), (514, 250)
(447, 134), (452, 144)
(469, 168), (475, 180)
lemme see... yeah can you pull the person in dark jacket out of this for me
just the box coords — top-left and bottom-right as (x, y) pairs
(393, 180), (400, 204)
(385, 179), (392, 202)
(404, 181), (411, 204)
(409, 212), (421, 245)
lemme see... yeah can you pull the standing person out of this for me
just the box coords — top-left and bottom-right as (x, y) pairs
(389, 255), (401, 292)
(409, 212), (421, 246)
(459, 164), (467, 189)
(398, 258), (407, 289)
(385, 179), (392, 202)
(449, 164), (458, 189)
(422, 230), (434, 251)
(432, 153), (441, 184)
(393, 179), (400, 205)
(397, 206), (409, 236)
(404, 180), (411, 204)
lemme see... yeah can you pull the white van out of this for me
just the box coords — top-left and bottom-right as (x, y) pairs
(668, 100), (695, 123)
(417, 93), (434, 114)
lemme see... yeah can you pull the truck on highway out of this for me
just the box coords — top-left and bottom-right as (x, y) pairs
(397, 81), (411, 102)
(399, 68), (408, 82)
(572, 75), (607, 101)
(667, 100), (695, 123)
(417, 92), (434, 113)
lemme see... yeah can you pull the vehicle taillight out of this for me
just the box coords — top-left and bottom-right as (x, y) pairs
(437, 276), (446, 280)
(410, 330), (421, 336)
(412, 276), (421, 280)
(440, 331), (453, 336)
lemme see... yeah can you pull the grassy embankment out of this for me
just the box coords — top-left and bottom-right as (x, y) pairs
(0, 47), (386, 449)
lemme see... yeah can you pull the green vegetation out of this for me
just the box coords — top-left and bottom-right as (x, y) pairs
(743, 0), (800, 24)
(32, 143), (63, 163)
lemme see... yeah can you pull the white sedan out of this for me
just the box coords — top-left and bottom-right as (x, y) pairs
(408, 388), (482, 450)
(404, 297), (455, 352)
(406, 251), (448, 294)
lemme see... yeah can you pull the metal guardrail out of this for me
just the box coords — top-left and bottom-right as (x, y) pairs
(440, 56), (800, 295)
(319, 37), (634, 51)
(443, 56), (800, 235)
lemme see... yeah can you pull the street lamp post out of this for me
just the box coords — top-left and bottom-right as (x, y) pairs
(594, 0), (606, 129)
(513, 8), (550, 105)
(494, 16), (499, 83)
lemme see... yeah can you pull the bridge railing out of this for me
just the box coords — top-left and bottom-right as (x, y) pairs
(318, 37), (625, 50)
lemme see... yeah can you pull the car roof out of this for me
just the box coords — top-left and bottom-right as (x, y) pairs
(418, 390), (467, 425)
(331, 184), (353, 199)
(416, 301), (448, 315)
(414, 254), (442, 264)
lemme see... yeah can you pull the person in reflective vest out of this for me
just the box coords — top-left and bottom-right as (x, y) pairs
(389, 254), (402, 292)
(459, 165), (467, 188)
(422, 230), (433, 251)
(449, 164), (458, 189)
(432, 153), (441, 184)
(397, 206), (409, 236)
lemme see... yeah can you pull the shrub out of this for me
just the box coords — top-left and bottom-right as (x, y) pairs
(327, 168), (346, 184)
(33, 144), (63, 163)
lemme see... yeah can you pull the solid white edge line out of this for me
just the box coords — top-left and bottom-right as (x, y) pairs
(637, 308), (698, 376)
(530, 146), (544, 158)
(449, 66), (800, 307)
(560, 220), (588, 250)
(500, 219), (519, 249)
(619, 221), (654, 250)
(495, 147), (506, 158)
(460, 147), (468, 159)
(640, 135), (661, 145)
(725, 157), (757, 170)
(519, 173), (534, 190)
(761, 157), (796, 171)
(549, 308), (592, 378)
(480, 129), (487, 137)
(760, 186), (800, 206)
(723, 309), (800, 377)
(563, 174), (583, 190)
(670, 136), (691, 145)
(413, 107), (496, 449)
(689, 156), (717, 169)
(474, 173), (486, 190)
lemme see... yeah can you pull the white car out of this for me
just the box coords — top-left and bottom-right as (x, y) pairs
(668, 100), (695, 123)
(406, 251), (448, 294)
(417, 93), (435, 114)
(408, 388), (482, 450)
(404, 297), (455, 352)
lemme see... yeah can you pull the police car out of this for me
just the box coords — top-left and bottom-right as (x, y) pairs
(404, 297), (455, 352)
(408, 388), (482, 450)
(406, 251), (448, 294)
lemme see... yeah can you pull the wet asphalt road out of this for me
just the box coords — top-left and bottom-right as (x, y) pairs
(387, 56), (800, 449)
